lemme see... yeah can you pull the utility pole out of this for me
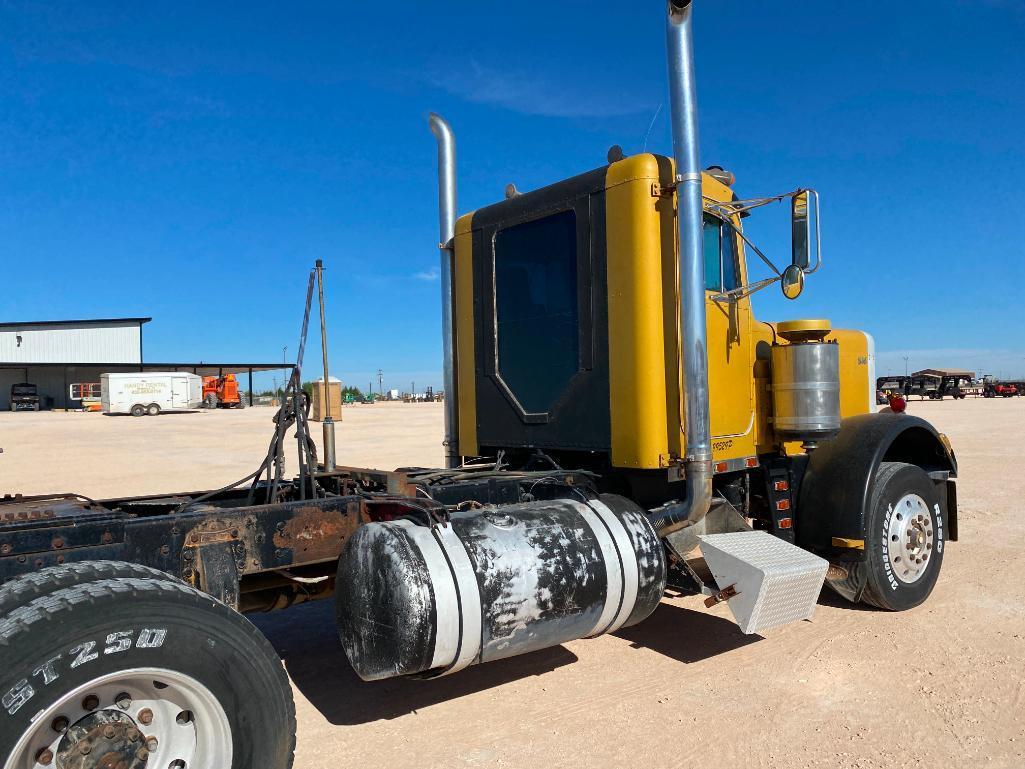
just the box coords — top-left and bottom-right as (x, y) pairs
(377, 369), (384, 397)
(315, 259), (336, 471)
(283, 345), (288, 365)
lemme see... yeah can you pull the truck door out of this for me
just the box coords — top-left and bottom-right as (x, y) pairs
(171, 378), (189, 409)
(702, 213), (755, 442)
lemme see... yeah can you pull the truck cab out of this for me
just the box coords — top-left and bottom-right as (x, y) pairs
(451, 153), (872, 481)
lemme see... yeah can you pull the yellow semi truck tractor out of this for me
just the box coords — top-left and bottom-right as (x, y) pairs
(430, 0), (958, 618)
(0, 3), (957, 767)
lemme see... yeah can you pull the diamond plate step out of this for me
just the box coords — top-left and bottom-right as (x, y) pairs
(698, 531), (828, 635)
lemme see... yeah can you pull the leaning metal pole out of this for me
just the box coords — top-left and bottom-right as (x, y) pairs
(429, 113), (459, 468)
(316, 259), (336, 472)
(650, 0), (713, 537)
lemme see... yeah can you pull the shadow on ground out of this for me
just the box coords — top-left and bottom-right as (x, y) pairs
(252, 600), (577, 725)
(253, 598), (761, 726)
(613, 601), (761, 662)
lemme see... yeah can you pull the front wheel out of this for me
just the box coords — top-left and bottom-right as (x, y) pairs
(0, 578), (295, 769)
(129, 404), (146, 417)
(831, 462), (945, 611)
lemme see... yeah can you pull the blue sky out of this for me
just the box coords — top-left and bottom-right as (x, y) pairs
(2, 1), (1024, 391)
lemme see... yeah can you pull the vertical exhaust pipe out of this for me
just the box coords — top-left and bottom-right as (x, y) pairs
(650, 0), (713, 537)
(429, 113), (460, 468)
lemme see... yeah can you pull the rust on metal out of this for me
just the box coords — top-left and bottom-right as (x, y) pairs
(704, 584), (739, 608)
(272, 502), (367, 563)
(329, 466), (418, 497)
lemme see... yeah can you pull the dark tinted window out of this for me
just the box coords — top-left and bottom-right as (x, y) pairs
(494, 210), (579, 413)
(702, 213), (740, 292)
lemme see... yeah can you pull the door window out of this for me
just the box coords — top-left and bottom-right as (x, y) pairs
(703, 214), (740, 293)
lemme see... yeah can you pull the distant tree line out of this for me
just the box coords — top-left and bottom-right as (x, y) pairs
(258, 383), (364, 399)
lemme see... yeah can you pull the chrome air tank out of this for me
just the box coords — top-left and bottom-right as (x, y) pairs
(335, 494), (666, 681)
(771, 321), (842, 444)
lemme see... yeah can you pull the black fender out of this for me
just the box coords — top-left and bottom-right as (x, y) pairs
(796, 412), (958, 559)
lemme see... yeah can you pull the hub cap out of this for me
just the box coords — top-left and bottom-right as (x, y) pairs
(4, 668), (231, 769)
(886, 493), (934, 584)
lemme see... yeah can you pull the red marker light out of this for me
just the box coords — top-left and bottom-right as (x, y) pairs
(888, 393), (907, 413)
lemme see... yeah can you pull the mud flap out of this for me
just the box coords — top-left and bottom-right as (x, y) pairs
(699, 531), (828, 634)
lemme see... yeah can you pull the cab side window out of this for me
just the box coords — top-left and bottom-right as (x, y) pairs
(702, 213), (740, 293)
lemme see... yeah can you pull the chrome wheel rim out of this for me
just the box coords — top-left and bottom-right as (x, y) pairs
(886, 493), (934, 584)
(5, 667), (232, 769)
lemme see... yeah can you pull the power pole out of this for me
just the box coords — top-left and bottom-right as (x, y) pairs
(377, 369), (384, 396)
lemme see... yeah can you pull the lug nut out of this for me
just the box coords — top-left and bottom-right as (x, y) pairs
(82, 694), (100, 711)
(146, 736), (159, 752)
(127, 728), (140, 742)
(136, 747), (149, 761)
(51, 716), (69, 733)
(115, 692), (132, 710)
(35, 748), (54, 765)
(78, 741), (92, 755)
(104, 725), (117, 739)
(137, 708), (154, 725)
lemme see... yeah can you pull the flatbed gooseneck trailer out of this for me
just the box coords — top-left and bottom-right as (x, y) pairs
(0, 3), (958, 768)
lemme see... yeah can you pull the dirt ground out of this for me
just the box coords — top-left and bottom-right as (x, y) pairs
(1, 399), (1023, 768)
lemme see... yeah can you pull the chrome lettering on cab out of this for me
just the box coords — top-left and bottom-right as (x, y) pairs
(2, 628), (167, 716)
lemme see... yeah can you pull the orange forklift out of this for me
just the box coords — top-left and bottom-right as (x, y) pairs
(201, 373), (248, 408)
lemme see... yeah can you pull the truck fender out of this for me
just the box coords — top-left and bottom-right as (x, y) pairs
(796, 412), (958, 558)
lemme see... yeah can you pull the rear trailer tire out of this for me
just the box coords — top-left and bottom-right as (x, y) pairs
(847, 462), (945, 611)
(0, 578), (295, 769)
(0, 560), (179, 618)
(130, 404), (146, 417)
(146, 403), (160, 416)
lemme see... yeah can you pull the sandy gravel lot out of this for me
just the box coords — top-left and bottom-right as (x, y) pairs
(1, 399), (1023, 768)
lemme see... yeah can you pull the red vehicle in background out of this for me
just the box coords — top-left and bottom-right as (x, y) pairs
(984, 381), (1018, 398)
(202, 373), (247, 408)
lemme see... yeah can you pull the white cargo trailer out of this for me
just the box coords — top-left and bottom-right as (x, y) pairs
(101, 371), (203, 416)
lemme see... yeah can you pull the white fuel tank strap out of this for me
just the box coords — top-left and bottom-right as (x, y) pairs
(571, 500), (625, 639)
(582, 499), (640, 635)
(391, 520), (461, 671)
(431, 521), (483, 675)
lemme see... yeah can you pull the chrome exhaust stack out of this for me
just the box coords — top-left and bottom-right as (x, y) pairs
(428, 113), (460, 468)
(650, 0), (713, 537)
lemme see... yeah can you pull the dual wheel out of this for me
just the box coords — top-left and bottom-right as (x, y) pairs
(0, 562), (295, 769)
(129, 404), (161, 417)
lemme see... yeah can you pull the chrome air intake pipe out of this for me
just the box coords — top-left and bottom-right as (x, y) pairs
(429, 113), (460, 468)
(650, 0), (713, 537)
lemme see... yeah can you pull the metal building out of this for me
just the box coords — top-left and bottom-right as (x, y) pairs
(0, 317), (288, 410)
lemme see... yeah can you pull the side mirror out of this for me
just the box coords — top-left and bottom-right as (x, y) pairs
(791, 190), (812, 270)
(781, 264), (804, 300)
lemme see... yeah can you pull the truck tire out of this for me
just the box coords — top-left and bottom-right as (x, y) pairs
(0, 561), (179, 619)
(832, 462), (945, 611)
(146, 403), (161, 416)
(0, 578), (295, 769)
(130, 404), (146, 417)
(204, 393), (218, 409)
